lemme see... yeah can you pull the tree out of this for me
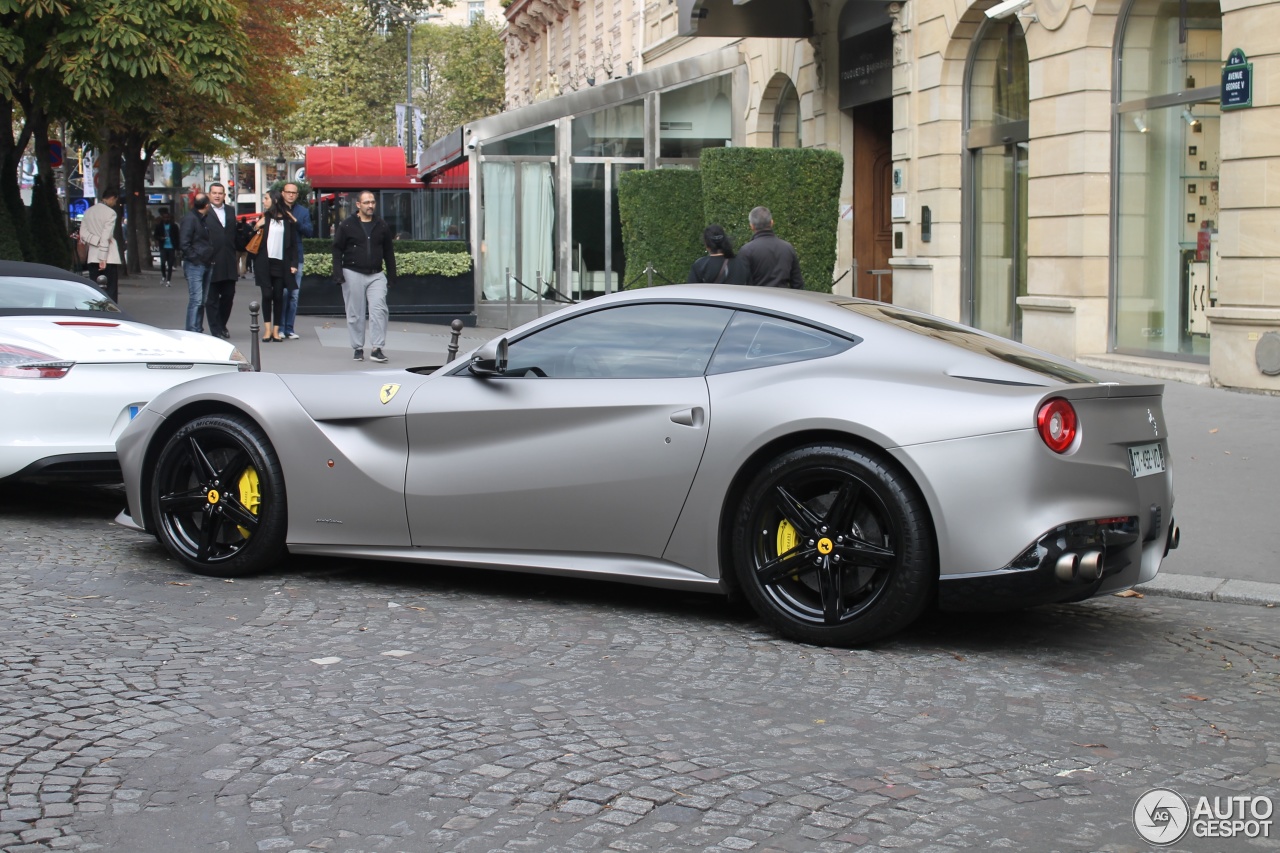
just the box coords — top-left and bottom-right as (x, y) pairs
(413, 18), (505, 145)
(291, 3), (406, 146)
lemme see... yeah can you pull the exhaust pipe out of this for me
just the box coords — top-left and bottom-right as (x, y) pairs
(1165, 522), (1180, 555)
(1055, 552), (1079, 583)
(1078, 550), (1104, 581)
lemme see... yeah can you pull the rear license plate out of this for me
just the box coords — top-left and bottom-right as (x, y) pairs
(1128, 442), (1165, 478)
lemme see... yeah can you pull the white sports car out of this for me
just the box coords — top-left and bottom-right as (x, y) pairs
(1, 261), (250, 484)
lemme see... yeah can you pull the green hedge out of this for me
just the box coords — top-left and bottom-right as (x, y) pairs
(303, 251), (472, 278)
(700, 147), (843, 292)
(301, 238), (468, 256)
(617, 169), (704, 288)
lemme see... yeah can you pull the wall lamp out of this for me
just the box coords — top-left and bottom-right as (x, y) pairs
(1182, 108), (1201, 130)
(1132, 114), (1149, 133)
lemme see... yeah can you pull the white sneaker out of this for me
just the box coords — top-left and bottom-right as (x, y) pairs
(286, 332), (300, 339)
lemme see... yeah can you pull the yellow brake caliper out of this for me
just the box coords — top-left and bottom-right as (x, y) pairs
(236, 466), (261, 538)
(776, 519), (801, 580)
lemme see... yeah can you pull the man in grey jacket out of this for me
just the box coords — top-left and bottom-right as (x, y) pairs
(737, 206), (805, 289)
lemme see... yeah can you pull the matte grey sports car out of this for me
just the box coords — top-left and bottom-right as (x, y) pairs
(115, 284), (1179, 645)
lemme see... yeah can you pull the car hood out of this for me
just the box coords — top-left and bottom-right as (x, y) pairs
(0, 315), (237, 364)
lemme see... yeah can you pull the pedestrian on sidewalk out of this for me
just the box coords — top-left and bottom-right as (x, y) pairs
(179, 194), (214, 333)
(252, 188), (298, 343)
(688, 224), (749, 285)
(203, 183), (238, 339)
(280, 182), (312, 340)
(152, 208), (179, 286)
(332, 190), (395, 363)
(737, 206), (804, 289)
(79, 187), (122, 302)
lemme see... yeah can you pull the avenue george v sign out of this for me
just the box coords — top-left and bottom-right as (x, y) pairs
(1221, 48), (1252, 111)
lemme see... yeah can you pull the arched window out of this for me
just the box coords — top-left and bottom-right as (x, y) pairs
(760, 74), (802, 148)
(963, 18), (1029, 340)
(1112, 0), (1222, 359)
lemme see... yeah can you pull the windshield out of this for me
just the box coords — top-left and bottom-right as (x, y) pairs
(0, 276), (122, 313)
(836, 301), (1102, 384)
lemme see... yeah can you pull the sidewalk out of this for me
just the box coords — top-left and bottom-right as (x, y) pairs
(114, 267), (504, 374)
(109, 269), (1280, 605)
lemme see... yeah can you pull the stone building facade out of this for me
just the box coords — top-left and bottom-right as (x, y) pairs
(422, 0), (1280, 391)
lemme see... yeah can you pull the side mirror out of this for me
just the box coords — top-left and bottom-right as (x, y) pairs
(468, 337), (508, 377)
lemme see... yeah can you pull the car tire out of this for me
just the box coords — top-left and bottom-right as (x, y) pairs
(150, 413), (287, 578)
(731, 444), (934, 646)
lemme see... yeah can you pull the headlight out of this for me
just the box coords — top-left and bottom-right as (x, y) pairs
(230, 348), (254, 372)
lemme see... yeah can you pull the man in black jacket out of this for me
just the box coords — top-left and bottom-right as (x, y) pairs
(332, 190), (397, 362)
(737, 206), (805, 289)
(203, 182), (239, 339)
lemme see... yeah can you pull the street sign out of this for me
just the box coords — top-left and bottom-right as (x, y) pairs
(48, 141), (63, 168)
(1221, 48), (1252, 111)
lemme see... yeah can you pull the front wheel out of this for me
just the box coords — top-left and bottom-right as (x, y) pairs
(150, 413), (288, 577)
(731, 444), (935, 646)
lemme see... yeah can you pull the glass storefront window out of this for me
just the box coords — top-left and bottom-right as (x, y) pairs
(659, 76), (732, 159)
(381, 190), (414, 240)
(480, 161), (556, 301)
(484, 125), (556, 156)
(965, 20), (1029, 340)
(572, 101), (644, 158)
(1114, 1), (1221, 358)
(1119, 1), (1222, 101)
(967, 22), (1028, 131)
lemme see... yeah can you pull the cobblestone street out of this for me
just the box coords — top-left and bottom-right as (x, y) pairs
(2, 485), (1278, 853)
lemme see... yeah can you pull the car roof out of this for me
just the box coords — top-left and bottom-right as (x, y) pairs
(0, 261), (94, 286)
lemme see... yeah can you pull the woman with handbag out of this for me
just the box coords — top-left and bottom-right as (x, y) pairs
(250, 189), (297, 342)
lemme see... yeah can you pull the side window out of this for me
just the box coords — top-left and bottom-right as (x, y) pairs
(708, 311), (854, 374)
(505, 303), (734, 378)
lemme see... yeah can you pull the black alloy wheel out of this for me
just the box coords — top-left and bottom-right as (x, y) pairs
(732, 444), (934, 646)
(150, 413), (287, 577)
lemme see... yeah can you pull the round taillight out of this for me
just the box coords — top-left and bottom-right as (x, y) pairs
(1037, 398), (1077, 453)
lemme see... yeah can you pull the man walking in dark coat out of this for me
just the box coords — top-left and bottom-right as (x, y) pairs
(332, 190), (396, 363)
(203, 182), (239, 338)
(737, 206), (805, 289)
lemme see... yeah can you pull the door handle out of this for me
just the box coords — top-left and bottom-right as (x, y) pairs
(670, 407), (704, 427)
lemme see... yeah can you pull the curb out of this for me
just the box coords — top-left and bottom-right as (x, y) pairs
(1136, 574), (1280, 607)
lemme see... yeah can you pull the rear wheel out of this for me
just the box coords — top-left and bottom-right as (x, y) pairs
(732, 444), (934, 646)
(150, 414), (287, 577)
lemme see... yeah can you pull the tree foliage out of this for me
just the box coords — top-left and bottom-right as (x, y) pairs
(413, 18), (505, 144)
(291, 3), (406, 146)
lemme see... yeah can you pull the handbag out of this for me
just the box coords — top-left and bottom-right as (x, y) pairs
(75, 233), (89, 265)
(244, 226), (263, 255)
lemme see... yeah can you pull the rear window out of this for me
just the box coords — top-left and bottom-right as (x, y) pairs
(836, 302), (1101, 384)
(0, 276), (122, 313)
(708, 311), (854, 374)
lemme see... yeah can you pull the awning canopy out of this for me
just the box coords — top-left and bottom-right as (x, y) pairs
(304, 147), (420, 190)
(425, 160), (469, 190)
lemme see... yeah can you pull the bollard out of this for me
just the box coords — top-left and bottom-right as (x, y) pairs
(248, 301), (261, 372)
(95, 274), (109, 293)
(536, 270), (544, 318)
(646, 263), (653, 289)
(446, 318), (464, 363)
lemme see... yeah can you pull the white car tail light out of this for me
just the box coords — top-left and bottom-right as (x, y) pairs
(1036, 397), (1077, 453)
(0, 344), (73, 379)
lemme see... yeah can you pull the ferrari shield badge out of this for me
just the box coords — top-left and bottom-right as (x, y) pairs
(379, 383), (401, 405)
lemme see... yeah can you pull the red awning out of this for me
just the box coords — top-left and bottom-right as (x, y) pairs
(425, 160), (469, 190)
(304, 147), (419, 190)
